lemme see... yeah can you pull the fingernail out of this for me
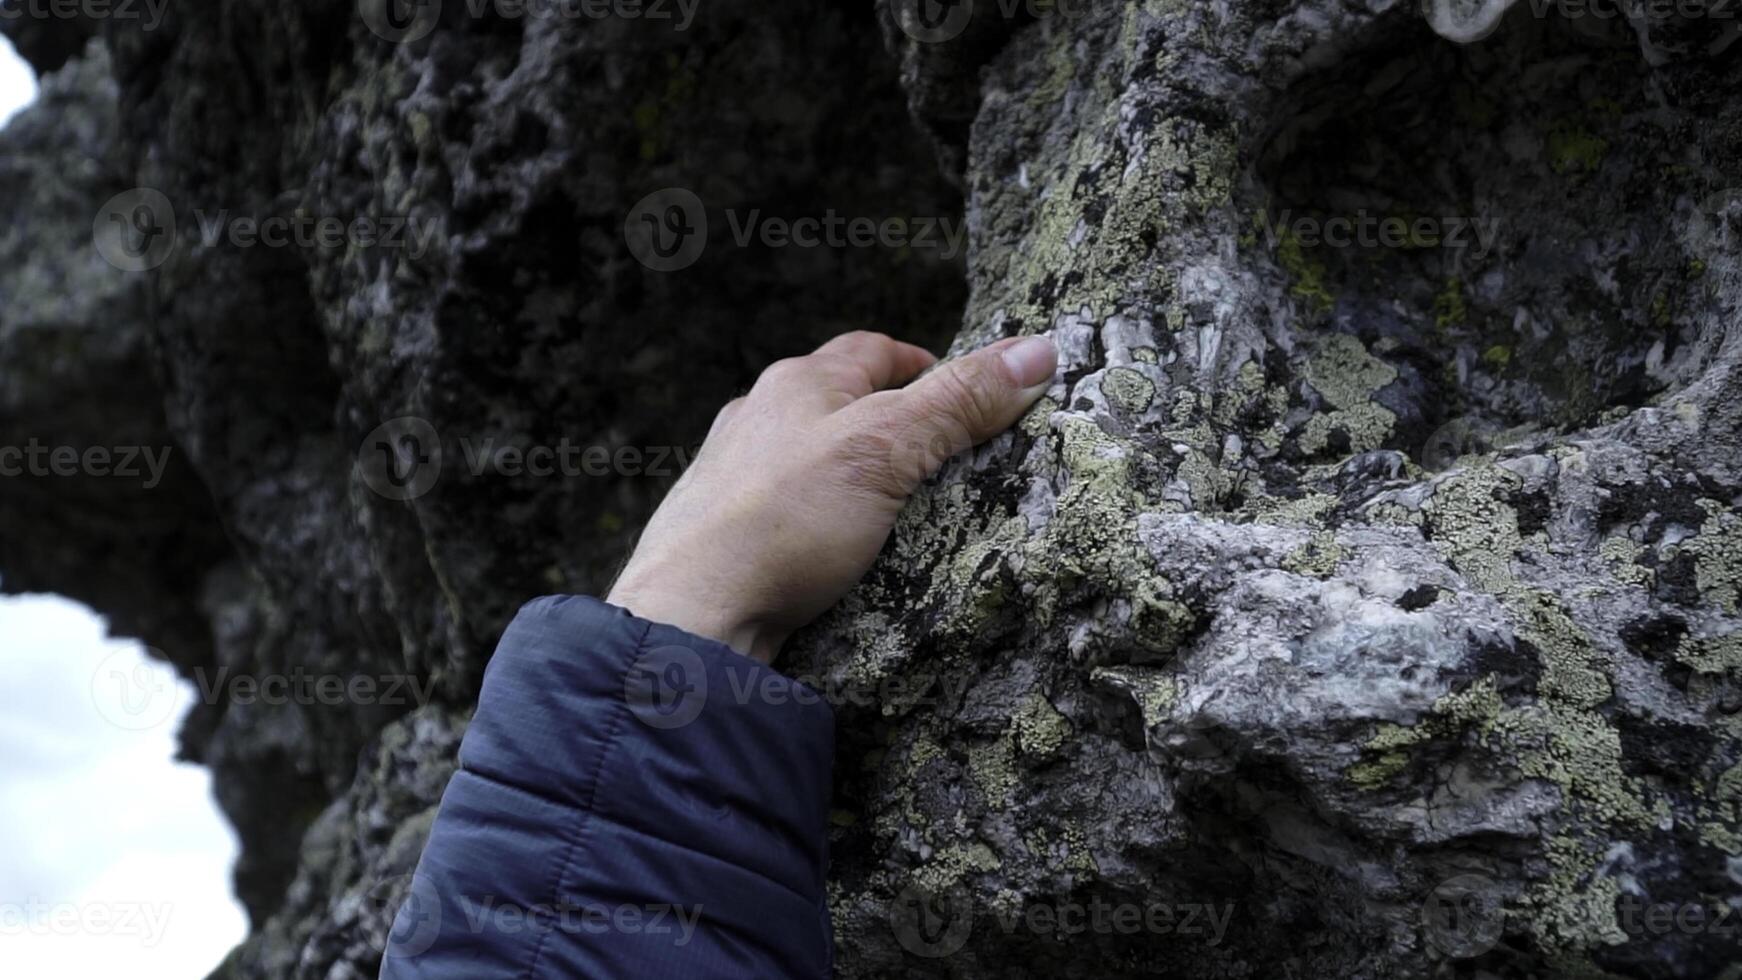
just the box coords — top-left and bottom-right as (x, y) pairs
(1001, 337), (1058, 389)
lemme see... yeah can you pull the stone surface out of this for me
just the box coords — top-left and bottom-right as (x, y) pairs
(2, 0), (1739, 977)
(797, 2), (1742, 977)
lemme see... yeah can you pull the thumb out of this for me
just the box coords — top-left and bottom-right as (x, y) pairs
(882, 335), (1058, 492)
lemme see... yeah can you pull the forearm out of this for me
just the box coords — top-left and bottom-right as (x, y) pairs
(380, 596), (835, 980)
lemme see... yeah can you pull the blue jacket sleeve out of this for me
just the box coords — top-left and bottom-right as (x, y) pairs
(379, 595), (837, 979)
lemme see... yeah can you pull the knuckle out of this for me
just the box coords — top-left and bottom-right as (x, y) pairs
(834, 329), (883, 348)
(755, 357), (811, 391)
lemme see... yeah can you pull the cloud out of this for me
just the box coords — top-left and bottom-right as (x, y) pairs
(0, 594), (247, 978)
(0, 35), (37, 129)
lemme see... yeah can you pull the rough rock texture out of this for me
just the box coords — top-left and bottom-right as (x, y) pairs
(802, 2), (1742, 977)
(5, 2), (962, 976)
(3, 0), (1740, 977)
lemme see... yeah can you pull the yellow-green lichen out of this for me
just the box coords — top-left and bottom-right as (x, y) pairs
(969, 736), (1020, 809)
(1283, 530), (1347, 579)
(1683, 499), (1742, 614)
(1434, 277), (1468, 333)
(1090, 664), (1178, 729)
(909, 842), (1003, 896)
(1297, 334), (1399, 455)
(1407, 460), (1669, 951)
(1547, 120), (1609, 176)
(1103, 367), (1156, 414)
(1598, 535), (1654, 587)
(1276, 224), (1335, 317)
(1014, 692), (1072, 759)
(1348, 678), (1504, 790)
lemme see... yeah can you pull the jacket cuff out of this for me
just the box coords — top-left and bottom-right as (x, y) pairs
(459, 594), (838, 901)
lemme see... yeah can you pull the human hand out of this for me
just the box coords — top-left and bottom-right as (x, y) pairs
(606, 330), (1059, 663)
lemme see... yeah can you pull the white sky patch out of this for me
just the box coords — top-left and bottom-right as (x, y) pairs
(0, 34), (38, 128)
(0, 594), (248, 978)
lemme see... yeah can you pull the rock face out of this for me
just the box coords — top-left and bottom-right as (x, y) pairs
(3, 0), (1740, 977)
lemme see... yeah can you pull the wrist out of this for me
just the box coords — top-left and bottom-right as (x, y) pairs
(606, 580), (780, 664)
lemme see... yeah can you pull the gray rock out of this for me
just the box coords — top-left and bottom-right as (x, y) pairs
(795, 2), (1742, 976)
(2, 0), (1738, 977)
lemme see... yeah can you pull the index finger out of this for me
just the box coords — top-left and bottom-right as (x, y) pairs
(810, 331), (939, 402)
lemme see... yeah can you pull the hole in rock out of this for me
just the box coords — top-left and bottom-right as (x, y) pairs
(1247, 12), (1724, 465)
